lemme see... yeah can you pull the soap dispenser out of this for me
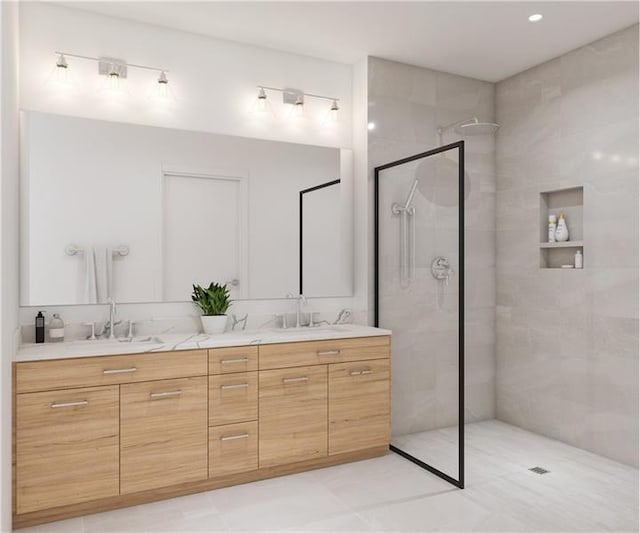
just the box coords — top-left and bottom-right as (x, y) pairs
(35, 311), (45, 344)
(49, 313), (65, 343)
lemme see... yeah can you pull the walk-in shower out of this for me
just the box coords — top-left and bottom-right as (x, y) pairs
(374, 117), (498, 489)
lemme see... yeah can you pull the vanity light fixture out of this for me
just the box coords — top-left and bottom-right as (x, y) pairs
(53, 51), (169, 98)
(256, 86), (340, 121)
(528, 13), (543, 22)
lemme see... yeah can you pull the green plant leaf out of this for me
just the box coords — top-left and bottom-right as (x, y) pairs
(191, 281), (232, 316)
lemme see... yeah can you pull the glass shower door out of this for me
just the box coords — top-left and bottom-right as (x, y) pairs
(374, 141), (465, 488)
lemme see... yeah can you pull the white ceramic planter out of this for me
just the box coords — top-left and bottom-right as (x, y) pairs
(200, 315), (228, 335)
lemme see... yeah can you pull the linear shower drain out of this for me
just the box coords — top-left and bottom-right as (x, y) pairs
(529, 466), (550, 474)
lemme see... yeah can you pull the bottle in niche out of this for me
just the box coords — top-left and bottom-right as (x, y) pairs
(35, 311), (45, 344)
(555, 213), (569, 242)
(548, 214), (557, 243)
(48, 313), (65, 343)
(574, 249), (583, 269)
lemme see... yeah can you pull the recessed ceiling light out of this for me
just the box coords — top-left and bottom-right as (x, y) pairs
(367, 122), (376, 130)
(528, 13), (543, 22)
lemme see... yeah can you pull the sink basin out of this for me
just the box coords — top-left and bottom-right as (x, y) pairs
(268, 325), (350, 336)
(66, 336), (163, 347)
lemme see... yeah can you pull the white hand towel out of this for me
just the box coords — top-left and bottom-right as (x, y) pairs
(95, 246), (113, 303)
(82, 246), (98, 304)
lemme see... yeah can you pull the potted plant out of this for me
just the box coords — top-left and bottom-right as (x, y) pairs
(191, 282), (232, 334)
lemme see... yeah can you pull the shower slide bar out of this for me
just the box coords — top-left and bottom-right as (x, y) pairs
(391, 179), (419, 285)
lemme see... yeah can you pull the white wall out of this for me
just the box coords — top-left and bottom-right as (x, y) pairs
(19, 2), (352, 149)
(1, 2), (20, 530)
(17, 2), (370, 331)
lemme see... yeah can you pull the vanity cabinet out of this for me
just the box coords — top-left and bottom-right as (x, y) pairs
(120, 376), (208, 494)
(328, 359), (390, 455)
(13, 334), (390, 529)
(258, 365), (328, 467)
(15, 385), (119, 514)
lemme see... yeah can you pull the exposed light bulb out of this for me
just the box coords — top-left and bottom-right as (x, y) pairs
(108, 70), (121, 91)
(528, 13), (543, 22)
(368, 122), (376, 130)
(329, 99), (339, 122)
(152, 70), (170, 100)
(294, 95), (304, 117)
(257, 87), (268, 112)
(55, 53), (69, 83)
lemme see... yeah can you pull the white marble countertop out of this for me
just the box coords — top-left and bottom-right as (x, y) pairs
(15, 324), (392, 362)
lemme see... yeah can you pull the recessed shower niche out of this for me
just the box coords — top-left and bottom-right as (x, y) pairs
(539, 186), (584, 269)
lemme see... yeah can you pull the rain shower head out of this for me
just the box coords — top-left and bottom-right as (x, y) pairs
(454, 117), (500, 136)
(438, 116), (500, 138)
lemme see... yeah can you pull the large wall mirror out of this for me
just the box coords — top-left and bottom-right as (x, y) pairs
(20, 111), (353, 306)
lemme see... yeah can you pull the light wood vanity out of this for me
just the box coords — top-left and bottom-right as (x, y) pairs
(12, 333), (390, 528)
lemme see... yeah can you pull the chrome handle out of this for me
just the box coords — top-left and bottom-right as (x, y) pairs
(349, 369), (373, 376)
(103, 367), (137, 375)
(282, 376), (309, 384)
(317, 349), (341, 356)
(150, 390), (182, 399)
(50, 400), (89, 409)
(221, 358), (249, 364)
(220, 433), (249, 441)
(220, 383), (249, 390)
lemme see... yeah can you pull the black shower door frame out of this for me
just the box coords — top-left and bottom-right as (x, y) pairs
(374, 140), (465, 489)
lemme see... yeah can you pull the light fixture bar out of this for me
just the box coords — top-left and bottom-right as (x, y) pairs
(54, 51), (168, 74)
(257, 85), (340, 103)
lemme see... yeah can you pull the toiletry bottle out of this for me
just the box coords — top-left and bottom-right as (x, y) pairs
(49, 313), (65, 343)
(548, 214), (557, 243)
(555, 213), (569, 242)
(574, 249), (583, 269)
(35, 311), (45, 344)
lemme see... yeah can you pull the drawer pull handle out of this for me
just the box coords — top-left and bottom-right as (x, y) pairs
(220, 383), (250, 390)
(50, 400), (89, 409)
(350, 369), (373, 376)
(103, 367), (137, 375)
(317, 349), (341, 356)
(150, 390), (182, 399)
(220, 433), (250, 441)
(221, 358), (250, 364)
(283, 376), (309, 384)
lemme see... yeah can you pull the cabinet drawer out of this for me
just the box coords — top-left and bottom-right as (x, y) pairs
(209, 346), (258, 375)
(259, 365), (327, 467)
(120, 376), (208, 494)
(15, 350), (208, 393)
(259, 336), (390, 370)
(16, 386), (119, 514)
(328, 359), (390, 455)
(209, 421), (258, 477)
(209, 372), (257, 427)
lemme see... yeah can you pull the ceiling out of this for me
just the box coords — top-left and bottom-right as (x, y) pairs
(63, 1), (639, 82)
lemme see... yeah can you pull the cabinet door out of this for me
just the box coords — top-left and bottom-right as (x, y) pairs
(328, 359), (390, 455)
(259, 365), (327, 467)
(16, 386), (119, 514)
(120, 376), (208, 494)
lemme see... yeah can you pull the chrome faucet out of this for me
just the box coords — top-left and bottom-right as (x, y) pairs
(107, 297), (117, 339)
(286, 293), (307, 328)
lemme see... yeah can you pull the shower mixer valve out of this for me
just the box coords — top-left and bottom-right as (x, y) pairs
(431, 256), (454, 285)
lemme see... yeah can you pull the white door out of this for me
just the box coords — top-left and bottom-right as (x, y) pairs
(163, 172), (247, 301)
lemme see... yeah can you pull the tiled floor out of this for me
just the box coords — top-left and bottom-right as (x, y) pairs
(18, 420), (639, 532)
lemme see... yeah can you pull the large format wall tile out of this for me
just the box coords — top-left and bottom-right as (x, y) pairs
(370, 57), (497, 437)
(496, 24), (639, 466)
